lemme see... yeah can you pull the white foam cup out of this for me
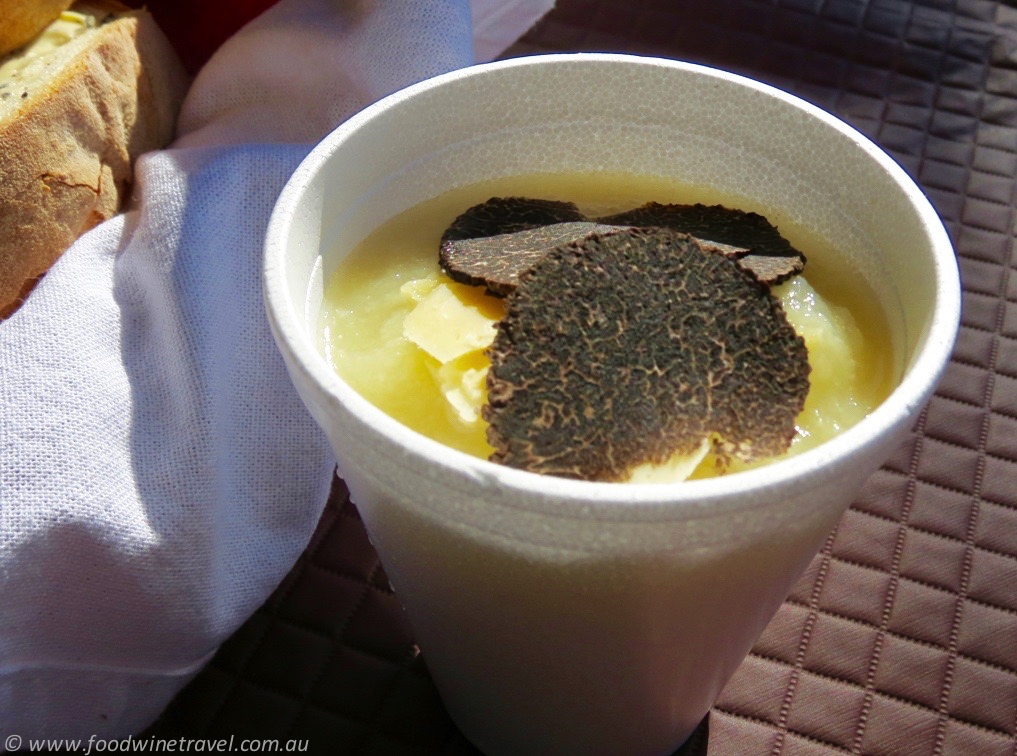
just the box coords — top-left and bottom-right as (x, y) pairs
(265, 55), (961, 756)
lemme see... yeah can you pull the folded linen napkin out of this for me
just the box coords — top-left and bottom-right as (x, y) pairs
(0, 0), (552, 742)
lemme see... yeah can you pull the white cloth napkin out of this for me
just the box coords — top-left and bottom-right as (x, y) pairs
(0, 0), (552, 742)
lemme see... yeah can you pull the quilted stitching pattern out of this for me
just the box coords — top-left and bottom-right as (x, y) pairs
(149, 0), (1017, 752)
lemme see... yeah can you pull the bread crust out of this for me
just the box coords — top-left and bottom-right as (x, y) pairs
(0, 5), (189, 316)
(0, 0), (75, 56)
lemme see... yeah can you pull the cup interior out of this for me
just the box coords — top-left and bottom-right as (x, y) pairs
(265, 53), (959, 506)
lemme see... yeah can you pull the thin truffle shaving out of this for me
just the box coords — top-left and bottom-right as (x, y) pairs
(483, 227), (810, 481)
(595, 202), (805, 284)
(441, 198), (806, 295)
(440, 197), (592, 294)
(441, 221), (615, 296)
(441, 196), (587, 242)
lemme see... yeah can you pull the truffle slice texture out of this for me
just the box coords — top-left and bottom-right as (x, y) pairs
(596, 202), (806, 284)
(442, 197), (588, 242)
(440, 197), (599, 295)
(736, 253), (806, 285)
(483, 227), (810, 482)
(441, 198), (806, 295)
(441, 221), (616, 296)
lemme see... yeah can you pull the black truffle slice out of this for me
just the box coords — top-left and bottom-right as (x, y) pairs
(596, 202), (806, 285)
(440, 198), (597, 295)
(441, 221), (617, 296)
(442, 197), (589, 242)
(483, 227), (810, 482)
(736, 253), (805, 284)
(441, 198), (806, 295)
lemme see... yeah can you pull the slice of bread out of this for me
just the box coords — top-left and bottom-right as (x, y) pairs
(0, 0), (75, 56)
(0, 0), (189, 317)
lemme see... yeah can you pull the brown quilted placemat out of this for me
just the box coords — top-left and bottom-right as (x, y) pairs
(148, 0), (1017, 752)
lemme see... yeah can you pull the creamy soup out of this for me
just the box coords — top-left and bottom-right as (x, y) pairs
(319, 173), (893, 482)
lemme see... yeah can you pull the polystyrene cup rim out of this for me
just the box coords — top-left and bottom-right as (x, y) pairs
(264, 53), (961, 515)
